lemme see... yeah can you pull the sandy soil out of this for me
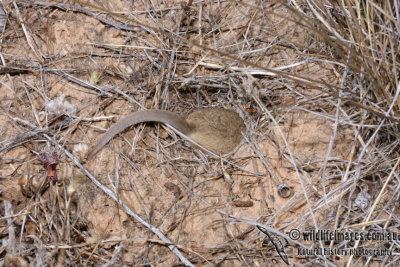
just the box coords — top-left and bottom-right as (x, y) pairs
(0, 1), (365, 266)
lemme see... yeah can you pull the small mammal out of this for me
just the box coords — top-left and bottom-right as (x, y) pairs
(86, 108), (245, 160)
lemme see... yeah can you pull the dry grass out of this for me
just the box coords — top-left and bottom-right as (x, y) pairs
(0, 0), (399, 266)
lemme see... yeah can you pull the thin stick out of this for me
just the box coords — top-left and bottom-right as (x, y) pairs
(42, 134), (195, 267)
(346, 156), (400, 267)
